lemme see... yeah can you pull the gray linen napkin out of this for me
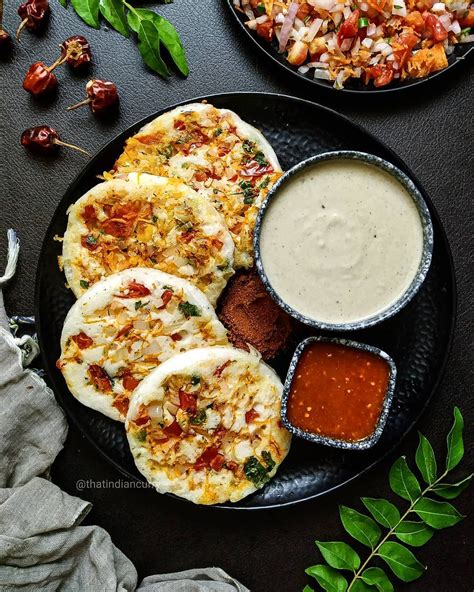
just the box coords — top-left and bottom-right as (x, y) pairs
(0, 231), (248, 592)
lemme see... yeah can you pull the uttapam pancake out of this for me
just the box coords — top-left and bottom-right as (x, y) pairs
(126, 346), (291, 505)
(57, 268), (228, 422)
(61, 173), (234, 306)
(111, 103), (282, 269)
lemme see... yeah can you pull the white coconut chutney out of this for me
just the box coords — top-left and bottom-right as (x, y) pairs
(259, 159), (424, 325)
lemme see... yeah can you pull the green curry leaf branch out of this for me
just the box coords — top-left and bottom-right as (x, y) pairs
(305, 407), (472, 591)
(59, 0), (188, 76)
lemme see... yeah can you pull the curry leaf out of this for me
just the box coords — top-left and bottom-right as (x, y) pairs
(70, 0), (100, 28)
(59, 0), (67, 7)
(315, 542), (360, 571)
(137, 19), (170, 77)
(339, 506), (381, 548)
(305, 565), (348, 592)
(431, 474), (473, 499)
(378, 542), (425, 582)
(361, 498), (400, 529)
(361, 567), (394, 592)
(99, 0), (129, 36)
(415, 433), (437, 485)
(303, 586), (315, 592)
(394, 521), (434, 547)
(153, 15), (188, 75)
(389, 457), (421, 502)
(126, 8), (188, 75)
(413, 497), (464, 529)
(446, 407), (464, 471)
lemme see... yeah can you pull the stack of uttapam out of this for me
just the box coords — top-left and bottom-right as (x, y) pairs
(57, 102), (291, 505)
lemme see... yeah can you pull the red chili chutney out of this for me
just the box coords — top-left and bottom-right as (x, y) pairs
(287, 342), (390, 442)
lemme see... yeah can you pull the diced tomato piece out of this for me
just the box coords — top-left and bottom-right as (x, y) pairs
(81, 235), (99, 251)
(134, 414), (150, 426)
(245, 408), (260, 424)
(117, 323), (133, 339)
(459, 9), (474, 27)
(365, 64), (394, 87)
(423, 12), (448, 42)
(209, 453), (225, 471)
(211, 237), (223, 250)
(241, 161), (274, 178)
(112, 396), (129, 416)
(122, 373), (140, 391)
(256, 20), (274, 42)
(194, 171), (208, 182)
(71, 331), (93, 349)
(159, 289), (173, 308)
(179, 390), (197, 414)
(163, 420), (183, 438)
(170, 333), (182, 342)
(82, 205), (97, 227)
(88, 365), (112, 392)
(338, 9), (359, 45)
(181, 229), (196, 243)
(214, 360), (231, 378)
(194, 445), (222, 471)
(393, 32), (419, 68)
(137, 133), (163, 145)
(101, 219), (132, 238)
(226, 460), (239, 472)
(174, 119), (186, 131)
(118, 281), (151, 299)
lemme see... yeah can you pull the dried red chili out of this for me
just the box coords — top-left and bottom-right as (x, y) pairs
(67, 79), (119, 115)
(22, 61), (57, 95)
(16, 0), (49, 39)
(20, 126), (90, 156)
(60, 35), (92, 68)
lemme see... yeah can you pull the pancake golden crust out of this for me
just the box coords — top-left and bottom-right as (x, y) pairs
(57, 268), (228, 422)
(111, 103), (282, 269)
(126, 346), (291, 505)
(61, 173), (234, 306)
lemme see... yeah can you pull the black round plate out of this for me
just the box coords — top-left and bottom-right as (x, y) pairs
(225, 0), (473, 94)
(35, 93), (456, 509)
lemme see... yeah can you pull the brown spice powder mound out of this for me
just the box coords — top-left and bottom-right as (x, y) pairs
(218, 268), (293, 361)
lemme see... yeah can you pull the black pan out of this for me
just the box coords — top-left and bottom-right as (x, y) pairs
(35, 92), (456, 509)
(225, 0), (474, 94)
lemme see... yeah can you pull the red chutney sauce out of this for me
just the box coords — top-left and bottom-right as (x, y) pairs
(287, 342), (390, 442)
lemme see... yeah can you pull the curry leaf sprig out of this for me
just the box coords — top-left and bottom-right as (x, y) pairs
(305, 408), (472, 592)
(60, 0), (188, 77)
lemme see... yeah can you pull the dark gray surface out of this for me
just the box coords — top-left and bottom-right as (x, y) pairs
(0, 0), (473, 590)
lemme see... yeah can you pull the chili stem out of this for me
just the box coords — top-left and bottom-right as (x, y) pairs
(54, 139), (91, 156)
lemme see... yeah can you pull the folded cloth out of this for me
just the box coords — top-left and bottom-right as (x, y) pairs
(0, 231), (249, 592)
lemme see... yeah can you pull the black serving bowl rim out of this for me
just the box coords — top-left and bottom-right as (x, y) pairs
(253, 150), (434, 331)
(280, 336), (397, 450)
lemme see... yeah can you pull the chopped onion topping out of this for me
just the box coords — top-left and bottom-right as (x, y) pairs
(278, 1), (299, 52)
(304, 17), (324, 41)
(314, 69), (332, 80)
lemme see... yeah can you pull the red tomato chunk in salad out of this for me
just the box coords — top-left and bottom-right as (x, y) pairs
(236, 0), (474, 88)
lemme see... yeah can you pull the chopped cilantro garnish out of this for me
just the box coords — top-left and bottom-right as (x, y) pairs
(243, 196), (254, 205)
(242, 139), (255, 154)
(163, 285), (174, 291)
(190, 409), (207, 425)
(244, 457), (271, 488)
(460, 27), (471, 36)
(217, 259), (230, 271)
(152, 215), (158, 223)
(86, 234), (97, 245)
(191, 375), (200, 385)
(160, 144), (174, 159)
(136, 429), (147, 442)
(244, 451), (275, 487)
(80, 279), (90, 289)
(256, 2), (265, 14)
(254, 151), (268, 166)
(213, 127), (223, 137)
(239, 180), (253, 190)
(179, 302), (201, 318)
(135, 300), (148, 310)
(259, 176), (270, 189)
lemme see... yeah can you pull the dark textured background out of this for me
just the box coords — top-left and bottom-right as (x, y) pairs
(0, 0), (473, 590)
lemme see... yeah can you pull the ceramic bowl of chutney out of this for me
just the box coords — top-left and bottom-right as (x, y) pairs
(280, 336), (397, 450)
(254, 151), (434, 332)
